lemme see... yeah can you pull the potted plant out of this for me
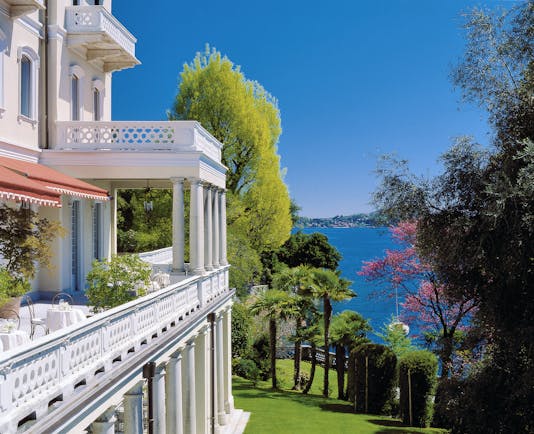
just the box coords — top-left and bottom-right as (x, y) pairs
(0, 267), (30, 317)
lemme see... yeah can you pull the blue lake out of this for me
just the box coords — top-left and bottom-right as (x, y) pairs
(299, 227), (398, 336)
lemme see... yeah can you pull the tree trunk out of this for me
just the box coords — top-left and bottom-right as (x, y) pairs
(336, 344), (346, 399)
(269, 318), (277, 389)
(293, 317), (302, 390)
(323, 297), (332, 397)
(440, 333), (454, 378)
(303, 342), (317, 394)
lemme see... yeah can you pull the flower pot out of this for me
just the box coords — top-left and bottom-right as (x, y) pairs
(0, 296), (23, 318)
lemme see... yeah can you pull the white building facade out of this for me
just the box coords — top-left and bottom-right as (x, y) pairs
(0, 0), (244, 432)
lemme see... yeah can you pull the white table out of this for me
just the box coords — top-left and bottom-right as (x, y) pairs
(46, 307), (86, 332)
(0, 329), (30, 351)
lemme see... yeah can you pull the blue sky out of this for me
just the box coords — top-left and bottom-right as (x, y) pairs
(112, 1), (515, 218)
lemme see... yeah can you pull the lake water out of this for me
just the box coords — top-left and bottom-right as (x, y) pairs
(299, 227), (398, 337)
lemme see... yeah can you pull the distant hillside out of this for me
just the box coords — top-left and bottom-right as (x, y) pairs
(295, 212), (388, 228)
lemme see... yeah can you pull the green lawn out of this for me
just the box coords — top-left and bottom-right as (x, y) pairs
(233, 360), (447, 434)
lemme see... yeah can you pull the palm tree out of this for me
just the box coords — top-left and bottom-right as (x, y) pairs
(250, 289), (296, 389)
(272, 265), (315, 390)
(330, 310), (371, 399)
(310, 268), (355, 398)
(301, 315), (323, 395)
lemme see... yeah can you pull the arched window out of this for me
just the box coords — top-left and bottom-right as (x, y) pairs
(92, 79), (104, 121)
(17, 46), (39, 122)
(70, 65), (85, 121)
(0, 29), (6, 116)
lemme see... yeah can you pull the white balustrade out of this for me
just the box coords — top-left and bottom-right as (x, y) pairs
(65, 6), (137, 57)
(55, 121), (222, 163)
(0, 267), (230, 433)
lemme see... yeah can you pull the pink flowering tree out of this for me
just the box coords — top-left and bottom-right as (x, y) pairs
(359, 221), (478, 377)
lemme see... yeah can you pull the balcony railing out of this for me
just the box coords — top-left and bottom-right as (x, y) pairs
(0, 267), (231, 433)
(4, 0), (44, 17)
(56, 120), (223, 163)
(65, 6), (139, 72)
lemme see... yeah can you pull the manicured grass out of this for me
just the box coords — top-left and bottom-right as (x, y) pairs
(233, 360), (447, 434)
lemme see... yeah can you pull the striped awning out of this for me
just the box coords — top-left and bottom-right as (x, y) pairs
(0, 165), (61, 207)
(0, 156), (109, 202)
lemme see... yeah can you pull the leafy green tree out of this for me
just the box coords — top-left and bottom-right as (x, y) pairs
(276, 231), (341, 271)
(374, 4), (534, 431)
(308, 268), (355, 397)
(249, 289), (296, 389)
(0, 204), (65, 279)
(330, 310), (371, 399)
(86, 254), (151, 312)
(376, 316), (416, 359)
(170, 46), (292, 291)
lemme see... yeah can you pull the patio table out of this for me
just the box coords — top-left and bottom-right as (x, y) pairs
(46, 306), (86, 332)
(0, 329), (30, 351)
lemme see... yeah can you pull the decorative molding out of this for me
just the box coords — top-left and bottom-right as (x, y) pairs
(17, 114), (38, 127)
(18, 13), (43, 38)
(48, 24), (67, 41)
(69, 64), (86, 78)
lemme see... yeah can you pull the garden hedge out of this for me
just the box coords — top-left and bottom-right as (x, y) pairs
(351, 343), (397, 414)
(399, 350), (438, 427)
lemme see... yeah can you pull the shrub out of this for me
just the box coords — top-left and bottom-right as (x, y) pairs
(86, 254), (151, 312)
(252, 334), (271, 380)
(231, 301), (253, 358)
(233, 358), (260, 385)
(0, 267), (30, 306)
(352, 343), (397, 414)
(399, 350), (438, 428)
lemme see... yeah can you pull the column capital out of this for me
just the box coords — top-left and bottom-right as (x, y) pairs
(170, 176), (185, 184)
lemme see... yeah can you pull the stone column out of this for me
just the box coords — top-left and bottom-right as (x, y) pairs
(123, 382), (144, 434)
(204, 185), (213, 271)
(195, 327), (209, 434)
(153, 364), (166, 434)
(171, 177), (185, 273)
(183, 338), (196, 434)
(223, 307), (234, 413)
(216, 313), (227, 425)
(166, 348), (184, 434)
(91, 406), (116, 434)
(212, 188), (220, 268)
(189, 178), (205, 275)
(220, 189), (228, 266)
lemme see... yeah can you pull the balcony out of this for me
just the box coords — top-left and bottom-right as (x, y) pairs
(65, 6), (139, 73)
(4, 0), (44, 18)
(55, 120), (223, 163)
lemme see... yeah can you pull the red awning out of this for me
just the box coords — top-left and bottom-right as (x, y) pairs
(0, 165), (62, 207)
(0, 156), (109, 201)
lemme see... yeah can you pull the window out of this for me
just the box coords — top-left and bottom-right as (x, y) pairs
(0, 29), (6, 114)
(92, 202), (102, 260)
(71, 75), (79, 120)
(71, 200), (81, 291)
(93, 88), (100, 121)
(92, 79), (104, 121)
(70, 65), (85, 121)
(17, 47), (39, 121)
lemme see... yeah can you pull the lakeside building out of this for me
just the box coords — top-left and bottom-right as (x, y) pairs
(0, 1), (245, 432)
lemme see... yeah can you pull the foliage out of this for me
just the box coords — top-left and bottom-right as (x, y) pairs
(373, 4), (534, 431)
(232, 358), (261, 386)
(250, 289), (297, 388)
(352, 343), (398, 415)
(307, 268), (355, 397)
(86, 254), (151, 312)
(330, 310), (372, 399)
(276, 231), (341, 271)
(359, 220), (477, 376)
(227, 226), (262, 297)
(376, 316), (417, 358)
(231, 301), (253, 358)
(0, 267), (30, 305)
(399, 350), (438, 428)
(0, 203), (65, 279)
(252, 334), (271, 380)
(117, 189), (174, 253)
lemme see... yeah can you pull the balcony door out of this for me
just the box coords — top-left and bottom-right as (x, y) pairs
(71, 201), (81, 291)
